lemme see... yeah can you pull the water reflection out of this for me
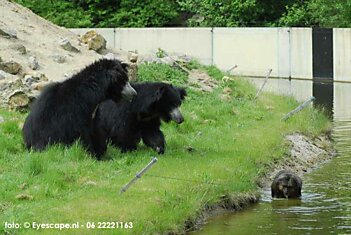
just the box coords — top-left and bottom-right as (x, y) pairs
(313, 81), (333, 118)
(192, 79), (351, 235)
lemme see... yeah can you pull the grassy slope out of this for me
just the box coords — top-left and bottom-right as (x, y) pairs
(0, 63), (330, 234)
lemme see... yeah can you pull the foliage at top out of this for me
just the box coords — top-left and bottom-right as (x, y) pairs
(177, 0), (298, 27)
(15, 0), (180, 28)
(14, 0), (351, 28)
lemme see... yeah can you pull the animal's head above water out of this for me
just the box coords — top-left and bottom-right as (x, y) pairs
(271, 170), (302, 199)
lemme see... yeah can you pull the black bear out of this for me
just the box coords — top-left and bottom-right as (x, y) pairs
(271, 170), (302, 199)
(22, 59), (137, 159)
(93, 82), (186, 156)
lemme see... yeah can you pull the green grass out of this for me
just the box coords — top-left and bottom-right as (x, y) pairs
(0, 63), (330, 234)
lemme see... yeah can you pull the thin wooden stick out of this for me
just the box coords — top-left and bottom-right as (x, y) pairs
(254, 69), (272, 99)
(163, 52), (191, 74)
(282, 96), (316, 121)
(227, 65), (238, 73)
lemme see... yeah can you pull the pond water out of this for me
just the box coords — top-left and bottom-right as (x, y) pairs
(192, 79), (351, 235)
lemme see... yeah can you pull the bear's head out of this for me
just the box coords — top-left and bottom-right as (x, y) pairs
(271, 170), (302, 199)
(132, 82), (186, 123)
(104, 59), (137, 102)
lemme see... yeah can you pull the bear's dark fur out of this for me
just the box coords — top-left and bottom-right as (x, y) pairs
(93, 82), (186, 155)
(271, 170), (302, 199)
(22, 59), (137, 159)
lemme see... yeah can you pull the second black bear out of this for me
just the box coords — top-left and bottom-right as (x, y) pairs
(271, 170), (302, 199)
(22, 59), (137, 159)
(93, 82), (186, 155)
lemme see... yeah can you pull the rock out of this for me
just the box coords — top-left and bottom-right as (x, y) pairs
(88, 34), (106, 52)
(23, 75), (39, 87)
(28, 90), (41, 100)
(139, 53), (192, 66)
(266, 105), (274, 111)
(95, 48), (110, 55)
(80, 30), (97, 44)
(200, 86), (213, 92)
(0, 79), (11, 92)
(32, 72), (48, 81)
(223, 87), (232, 94)
(0, 28), (17, 38)
(103, 53), (115, 60)
(15, 193), (33, 200)
(188, 69), (218, 92)
(10, 44), (26, 54)
(0, 61), (22, 74)
(8, 90), (31, 111)
(32, 81), (51, 91)
(81, 30), (106, 52)
(0, 72), (4, 80)
(190, 111), (198, 120)
(160, 57), (175, 66)
(22, 72), (48, 88)
(52, 54), (66, 63)
(138, 54), (155, 64)
(59, 38), (80, 53)
(0, 116), (4, 124)
(202, 120), (210, 124)
(28, 56), (39, 70)
(127, 63), (138, 81)
(83, 181), (97, 186)
(176, 54), (193, 63)
(19, 183), (28, 190)
(232, 108), (238, 115)
(64, 73), (71, 78)
(222, 76), (234, 83)
(129, 53), (138, 63)
(220, 94), (231, 101)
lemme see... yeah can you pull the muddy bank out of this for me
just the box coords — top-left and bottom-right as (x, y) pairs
(183, 132), (335, 233)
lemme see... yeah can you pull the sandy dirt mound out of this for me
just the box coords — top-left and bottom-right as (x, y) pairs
(259, 133), (335, 188)
(0, 0), (135, 110)
(0, 0), (131, 81)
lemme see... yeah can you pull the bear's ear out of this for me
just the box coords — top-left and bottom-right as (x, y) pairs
(177, 88), (187, 100)
(154, 86), (166, 101)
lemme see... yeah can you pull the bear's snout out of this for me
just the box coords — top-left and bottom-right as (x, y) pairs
(170, 107), (184, 124)
(121, 82), (137, 101)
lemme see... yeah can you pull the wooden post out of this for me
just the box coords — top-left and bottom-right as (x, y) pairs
(282, 96), (316, 121)
(227, 65), (238, 73)
(254, 69), (272, 100)
(163, 52), (191, 74)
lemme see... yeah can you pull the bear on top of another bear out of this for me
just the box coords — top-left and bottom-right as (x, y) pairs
(93, 82), (186, 157)
(22, 58), (186, 160)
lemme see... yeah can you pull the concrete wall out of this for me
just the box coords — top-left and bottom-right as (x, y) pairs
(334, 82), (351, 120)
(333, 28), (351, 82)
(212, 28), (290, 78)
(290, 28), (313, 79)
(69, 27), (350, 82)
(115, 28), (213, 65)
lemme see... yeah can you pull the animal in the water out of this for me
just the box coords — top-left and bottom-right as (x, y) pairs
(271, 170), (302, 199)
